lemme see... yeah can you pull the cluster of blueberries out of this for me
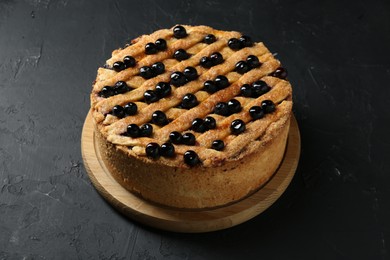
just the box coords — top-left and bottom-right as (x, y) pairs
(143, 82), (171, 104)
(145, 38), (167, 55)
(100, 25), (285, 166)
(143, 65), (199, 106)
(98, 81), (131, 98)
(126, 123), (153, 138)
(145, 130), (201, 166)
(227, 35), (253, 50)
(112, 56), (136, 72)
(111, 102), (137, 118)
(249, 100), (276, 120)
(107, 25), (257, 82)
(107, 82), (276, 166)
(145, 142), (175, 159)
(199, 52), (223, 68)
(191, 116), (217, 133)
(108, 25), (188, 72)
(139, 62), (165, 79)
(240, 80), (271, 98)
(214, 99), (242, 116)
(170, 66), (198, 87)
(143, 100), (276, 165)
(202, 75), (230, 94)
(145, 142), (200, 166)
(235, 55), (262, 74)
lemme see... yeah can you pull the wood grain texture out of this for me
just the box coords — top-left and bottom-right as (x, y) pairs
(81, 111), (301, 233)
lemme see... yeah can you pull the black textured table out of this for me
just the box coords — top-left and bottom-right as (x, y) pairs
(1, 1), (389, 259)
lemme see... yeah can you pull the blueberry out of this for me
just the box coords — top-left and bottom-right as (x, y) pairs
(184, 150), (200, 166)
(144, 90), (159, 104)
(252, 80), (270, 97)
(182, 133), (196, 146)
(139, 123), (153, 137)
(183, 66), (198, 81)
(161, 142), (175, 157)
(123, 56), (136, 67)
(204, 116), (216, 130)
(151, 110), (168, 126)
(145, 143), (160, 159)
(203, 80), (218, 93)
(271, 67), (288, 79)
(214, 75), (229, 89)
(211, 140), (224, 151)
(113, 61), (125, 72)
(155, 38), (167, 50)
(155, 82), (171, 98)
(239, 35), (253, 47)
(112, 105), (124, 118)
(235, 61), (250, 74)
(169, 131), (182, 144)
(214, 102), (229, 116)
(140, 66), (155, 79)
(145, 42), (158, 54)
(124, 102), (137, 115)
(191, 118), (206, 133)
(99, 86), (114, 98)
(151, 62), (165, 75)
(261, 100), (276, 113)
(127, 124), (140, 137)
(173, 49), (190, 61)
(240, 84), (252, 97)
(227, 99), (242, 114)
(181, 93), (198, 109)
(228, 38), (242, 50)
(200, 56), (213, 68)
(249, 106), (265, 120)
(173, 25), (187, 39)
(203, 34), (216, 44)
(230, 119), (246, 135)
(247, 55), (261, 68)
(210, 52), (223, 65)
(170, 71), (187, 87)
(114, 81), (129, 94)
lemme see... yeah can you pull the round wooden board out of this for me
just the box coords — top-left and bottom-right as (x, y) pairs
(81, 111), (300, 233)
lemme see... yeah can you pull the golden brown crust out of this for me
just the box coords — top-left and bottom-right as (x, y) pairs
(91, 25), (292, 168)
(90, 25), (293, 208)
(95, 115), (290, 209)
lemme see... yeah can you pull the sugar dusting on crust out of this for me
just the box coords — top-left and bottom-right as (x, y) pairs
(90, 25), (293, 168)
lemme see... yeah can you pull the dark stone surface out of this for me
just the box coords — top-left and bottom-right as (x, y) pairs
(0, 0), (389, 259)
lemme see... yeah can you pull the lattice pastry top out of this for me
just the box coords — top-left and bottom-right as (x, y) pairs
(91, 25), (292, 167)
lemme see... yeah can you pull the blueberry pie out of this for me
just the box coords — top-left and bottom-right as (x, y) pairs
(91, 25), (293, 208)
